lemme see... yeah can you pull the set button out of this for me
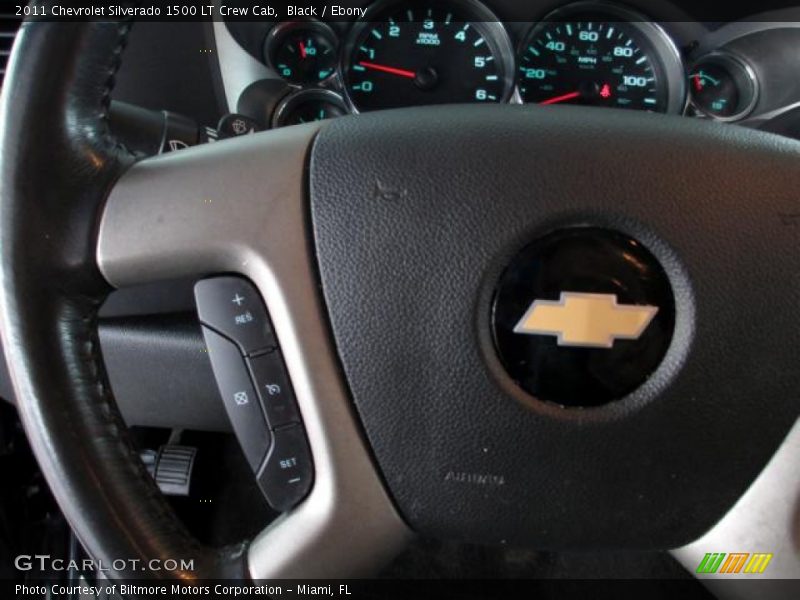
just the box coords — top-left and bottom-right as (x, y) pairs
(257, 424), (313, 512)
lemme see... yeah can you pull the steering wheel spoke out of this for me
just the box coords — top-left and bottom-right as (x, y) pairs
(98, 125), (410, 577)
(99, 125), (314, 288)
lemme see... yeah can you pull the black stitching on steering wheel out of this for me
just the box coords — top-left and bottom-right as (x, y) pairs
(100, 19), (135, 157)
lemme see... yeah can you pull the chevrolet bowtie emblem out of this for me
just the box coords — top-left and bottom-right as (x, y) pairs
(513, 292), (659, 349)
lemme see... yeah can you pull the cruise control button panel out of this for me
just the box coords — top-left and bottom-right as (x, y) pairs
(257, 424), (313, 512)
(195, 276), (276, 355)
(196, 276), (313, 511)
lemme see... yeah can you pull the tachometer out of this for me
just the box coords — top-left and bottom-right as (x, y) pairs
(342, 0), (514, 112)
(517, 2), (685, 113)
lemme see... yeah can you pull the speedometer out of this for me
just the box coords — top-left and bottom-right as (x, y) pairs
(517, 2), (685, 114)
(342, 0), (514, 112)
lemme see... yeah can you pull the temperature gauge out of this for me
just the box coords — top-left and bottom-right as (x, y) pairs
(272, 89), (349, 127)
(689, 53), (758, 121)
(265, 21), (339, 86)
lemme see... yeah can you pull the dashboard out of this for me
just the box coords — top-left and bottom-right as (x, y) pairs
(219, 0), (800, 136)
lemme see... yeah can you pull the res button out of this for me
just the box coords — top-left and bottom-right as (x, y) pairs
(194, 277), (277, 355)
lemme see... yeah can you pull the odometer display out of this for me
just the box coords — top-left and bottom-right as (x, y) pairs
(343, 2), (513, 112)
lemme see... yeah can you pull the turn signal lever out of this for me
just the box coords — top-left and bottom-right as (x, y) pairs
(109, 100), (218, 156)
(109, 101), (265, 157)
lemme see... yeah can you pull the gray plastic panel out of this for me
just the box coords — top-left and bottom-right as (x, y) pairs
(99, 315), (230, 432)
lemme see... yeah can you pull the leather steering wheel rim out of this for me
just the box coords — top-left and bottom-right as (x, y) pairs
(0, 19), (248, 581)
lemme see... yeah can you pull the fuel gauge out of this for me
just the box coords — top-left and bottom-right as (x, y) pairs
(689, 53), (758, 122)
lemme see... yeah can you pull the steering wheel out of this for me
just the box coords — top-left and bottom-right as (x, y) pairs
(1, 19), (799, 587)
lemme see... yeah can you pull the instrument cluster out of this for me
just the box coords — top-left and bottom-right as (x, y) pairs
(241, 0), (795, 130)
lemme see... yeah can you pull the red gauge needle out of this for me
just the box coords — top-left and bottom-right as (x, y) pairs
(539, 91), (581, 105)
(359, 61), (416, 79)
(693, 75), (703, 92)
(299, 41), (307, 59)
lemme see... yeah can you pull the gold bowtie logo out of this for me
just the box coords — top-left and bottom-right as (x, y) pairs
(514, 292), (658, 349)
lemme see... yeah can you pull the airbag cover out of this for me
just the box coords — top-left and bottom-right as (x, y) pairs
(309, 105), (800, 548)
